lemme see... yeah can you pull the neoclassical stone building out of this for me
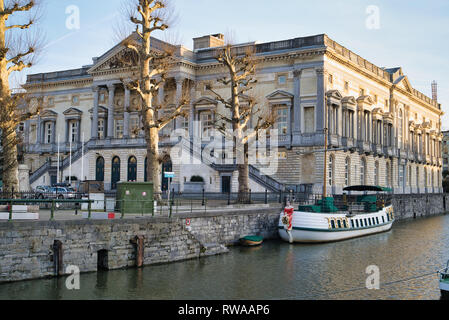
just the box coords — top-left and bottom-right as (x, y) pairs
(21, 33), (444, 194)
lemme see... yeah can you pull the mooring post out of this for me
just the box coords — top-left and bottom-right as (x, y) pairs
(52, 240), (63, 276)
(201, 188), (205, 206)
(265, 189), (268, 204)
(130, 236), (145, 268)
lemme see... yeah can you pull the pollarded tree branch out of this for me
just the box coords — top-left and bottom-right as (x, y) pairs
(0, 1), (34, 18)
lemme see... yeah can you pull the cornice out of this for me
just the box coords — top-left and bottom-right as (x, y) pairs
(325, 49), (442, 116)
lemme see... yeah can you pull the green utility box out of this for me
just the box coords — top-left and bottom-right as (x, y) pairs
(116, 182), (154, 214)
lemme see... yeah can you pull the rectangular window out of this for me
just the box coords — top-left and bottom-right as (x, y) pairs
(304, 106), (315, 133)
(115, 119), (124, 139)
(201, 112), (213, 139)
(70, 121), (79, 142)
(130, 117), (139, 138)
(72, 95), (79, 105)
(46, 122), (52, 144)
(278, 75), (287, 85)
(276, 106), (288, 135)
(98, 119), (104, 139)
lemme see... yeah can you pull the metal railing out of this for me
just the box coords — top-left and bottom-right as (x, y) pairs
(0, 198), (93, 221)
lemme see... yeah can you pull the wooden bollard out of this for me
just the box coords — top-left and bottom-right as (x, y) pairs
(130, 235), (145, 268)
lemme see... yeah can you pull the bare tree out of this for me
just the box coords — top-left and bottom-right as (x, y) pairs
(119, 0), (188, 198)
(0, 0), (43, 194)
(207, 44), (275, 203)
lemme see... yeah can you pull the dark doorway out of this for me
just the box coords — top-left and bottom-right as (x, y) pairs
(96, 157), (105, 181)
(161, 160), (172, 191)
(221, 176), (231, 193)
(128, 156), (137, 182)
(97, 250), (109, 271)
(111, 156), (120, 190)
(50, 175), (57, 186)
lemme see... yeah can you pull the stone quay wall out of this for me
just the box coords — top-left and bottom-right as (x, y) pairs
(0, 193), (448, 284)
(392, 193), (449, 220)
(0, 207), (282, 283)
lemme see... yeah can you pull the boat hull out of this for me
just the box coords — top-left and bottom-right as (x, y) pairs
(278, 206), (394, 243)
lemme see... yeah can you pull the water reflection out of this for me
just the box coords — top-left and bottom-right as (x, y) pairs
(0, 215), (448, 300)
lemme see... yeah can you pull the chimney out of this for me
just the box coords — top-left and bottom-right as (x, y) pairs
(193, 33), (225, 50)
(432, 80), (438, 101)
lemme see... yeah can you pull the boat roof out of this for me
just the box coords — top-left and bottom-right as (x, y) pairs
(343, 185), (393, 192)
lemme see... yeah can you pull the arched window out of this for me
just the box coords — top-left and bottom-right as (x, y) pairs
(374, 161), (379, 185)
(424, 167), (428, 187)
(128, 156), (137, 182)
(345, 157), (350, 186)
(111, 156), (121, 190)
(95, 157), (104, 182)
(360, 158), (366, 185)
(416, 167), (420, 188)
(328, 155), (335, 186)
(386, 162), (391, 187)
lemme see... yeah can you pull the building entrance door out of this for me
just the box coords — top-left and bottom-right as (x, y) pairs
(221, 176), (231, 193)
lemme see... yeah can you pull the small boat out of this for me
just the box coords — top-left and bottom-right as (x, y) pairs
(438, 260), (449, 298)
(279, 185), (395, 243)
(239, 235), (263, 246)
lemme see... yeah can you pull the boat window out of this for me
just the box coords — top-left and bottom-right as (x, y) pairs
(364, 218), (368, 226)
(350, 220), (354, 228)
(376, 217), (379, 224)
(337, 220), (342, 228)
(331, 220), (336, 229)
(343, 220), (347, 228)
(360, 219), (363, 227)
(382, 216), (385, 223)
(386, 214), (390, 222)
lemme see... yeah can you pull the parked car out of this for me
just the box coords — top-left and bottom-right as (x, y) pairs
(35, 186), (53, 199)
(52, 187), (77, 200)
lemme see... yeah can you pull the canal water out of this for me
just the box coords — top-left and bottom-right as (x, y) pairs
(1, 214), (449, 300)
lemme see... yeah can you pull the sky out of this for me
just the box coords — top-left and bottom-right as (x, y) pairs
(12, 0), (449, 129)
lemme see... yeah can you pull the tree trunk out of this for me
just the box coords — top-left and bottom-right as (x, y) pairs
(1, 127), (19, 195)
(237, 142), (250, 203)
(146, 126), (161, 201)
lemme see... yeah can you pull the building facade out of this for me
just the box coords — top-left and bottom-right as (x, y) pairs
(21, 33), (444, 194)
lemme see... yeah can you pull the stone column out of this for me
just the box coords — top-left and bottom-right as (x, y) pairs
(36, 116), (42, 144)
(292, 69), (302, 144)
(107, 84), (116, 138)
(189, 82), (196, 139)
(123, 84), (130, 139)
(175, 77), (184, 130)
(315, 68), (326, 132)
(92, 86), (99, 140)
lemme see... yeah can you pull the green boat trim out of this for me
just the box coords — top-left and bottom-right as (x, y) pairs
(240, 235), (263, 242)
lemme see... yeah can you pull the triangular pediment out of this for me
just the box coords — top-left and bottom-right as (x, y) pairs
(88, 106), (108, 115)
(266, 90), (294, 101)
(63, 107), (83, 116)
(326, 90), (343, 100)
(88, 33), (175, 74)
(395, 75), (413, 93)
(357, 95), (374, 105)
(193, 96), (218, 106)
(40, 109), (58, 119)
(342, 96), (356, 106)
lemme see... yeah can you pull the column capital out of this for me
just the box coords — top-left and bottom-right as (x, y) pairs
(293, 69), (303, 78)
(92, 85), (100, 92)
(175, 76), (185, 84)
(107, 84), (116, 92)
(315, 67), (326, 76)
